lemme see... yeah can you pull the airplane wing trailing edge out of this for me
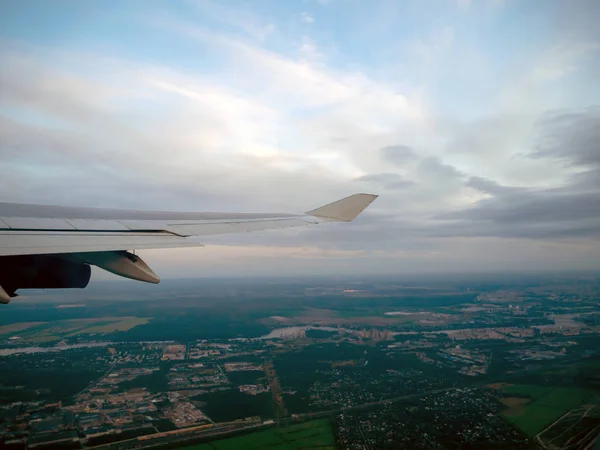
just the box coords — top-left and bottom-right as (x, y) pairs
(0, 193), (378, 302)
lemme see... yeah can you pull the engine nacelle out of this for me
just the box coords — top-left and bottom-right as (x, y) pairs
(0, 255), (91, 298)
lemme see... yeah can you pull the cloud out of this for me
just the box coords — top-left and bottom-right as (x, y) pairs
(431, 108), (600, 240)
(456, 0), (471, 10)
(531, 108), (600, 167)
(546, 0), (600, 43)
(158, 17), (426, 121)
(532, 43), (600, 82)
(354, 173), (414, 190)
(409, 27), (454, 62)
(0, 1), (599, 275)
(418, 156), (463, 180)
(1, 41), (412, 212)
(300, 12), (314, 24)
(465, 176), (524, 196)
(380, 145), (417, 166)
(298, 35), (323, 62)
(189, 0), (277, 41)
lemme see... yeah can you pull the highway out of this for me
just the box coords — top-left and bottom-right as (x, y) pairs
(75, 363), (116, 399)
(81, 356), (599, 449)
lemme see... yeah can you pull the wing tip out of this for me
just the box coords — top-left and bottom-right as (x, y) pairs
(306, 193), (378, 222)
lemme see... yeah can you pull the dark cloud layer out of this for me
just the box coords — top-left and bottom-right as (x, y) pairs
(380, 145), (417, 166)
(466, 176), (525, 196)
(532, 108), (600, 168)
(284, 108), (600, 248)
(354, 173), (414, 190)
(433, 108), (600, 239)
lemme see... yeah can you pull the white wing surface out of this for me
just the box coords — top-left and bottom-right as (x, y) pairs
(0, 194), (377, 301)
(0, 193), (377, 256)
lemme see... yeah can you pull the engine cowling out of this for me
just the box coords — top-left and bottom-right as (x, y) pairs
(0, 255), (91, 300)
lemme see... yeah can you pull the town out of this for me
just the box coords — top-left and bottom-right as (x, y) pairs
(1, 276), (599, 449)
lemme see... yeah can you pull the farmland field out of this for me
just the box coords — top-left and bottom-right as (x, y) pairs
(67, 317), (149, 334)
(499, 385), (599, 436)
(0, 322), (45, 335)
(179, 419), (336, 450)
(0, 317), (149, 343)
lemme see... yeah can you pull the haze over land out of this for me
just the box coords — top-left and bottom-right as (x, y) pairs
(1, 0), (600, 278)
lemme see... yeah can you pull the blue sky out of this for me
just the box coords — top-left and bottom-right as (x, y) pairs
(1, 0), (599, 277)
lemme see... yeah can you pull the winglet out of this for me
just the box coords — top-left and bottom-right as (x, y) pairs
(306, 193), (378, 222)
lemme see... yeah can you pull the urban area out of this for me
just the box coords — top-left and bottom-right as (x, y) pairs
(0, 276), (599, 449)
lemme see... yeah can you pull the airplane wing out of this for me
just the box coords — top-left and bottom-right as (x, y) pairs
(0, 193), (377, 302)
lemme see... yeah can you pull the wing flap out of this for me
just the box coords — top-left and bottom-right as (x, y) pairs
(66, 219), (132, 231)
(0, 231), (203, 256)
(0, 218), (133, 232)
(2, 217), (77, 230)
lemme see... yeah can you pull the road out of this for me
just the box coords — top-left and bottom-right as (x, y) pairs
(86, 386), (460, 450)
(75, 363), (116, 399)
(80, 355), (600, 449)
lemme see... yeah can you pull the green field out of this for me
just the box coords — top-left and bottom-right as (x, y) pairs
(68, 317), (150, 335)
(501, 384), (552, 400)
(180, 419), (336, 450)
(1, 317), (150, 343)
(500, 385), (598, 436)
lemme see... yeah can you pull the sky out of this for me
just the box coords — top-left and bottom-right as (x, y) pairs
(1, 0), (599, 278)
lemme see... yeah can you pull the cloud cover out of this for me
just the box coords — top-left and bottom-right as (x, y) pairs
(0, 0), (599, 277)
